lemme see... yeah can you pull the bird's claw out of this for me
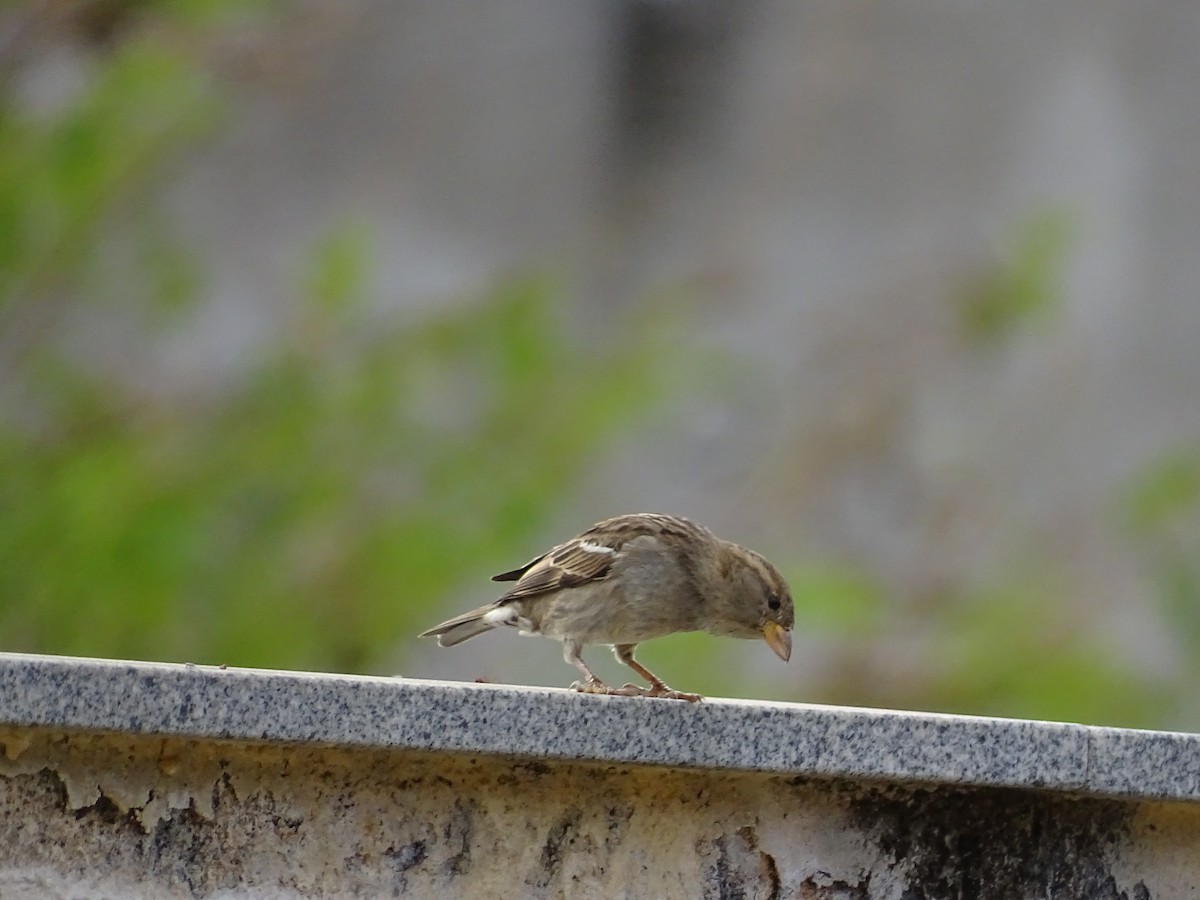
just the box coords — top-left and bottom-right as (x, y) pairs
(613, 682), (702, 703)
(570, 678), (611, 695)
(569, 679), (701, 701)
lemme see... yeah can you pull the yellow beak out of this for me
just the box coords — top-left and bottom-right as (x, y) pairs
(762, 621), (792, 662)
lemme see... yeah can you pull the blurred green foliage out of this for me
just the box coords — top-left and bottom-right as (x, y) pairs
(959, 208), (1076, 344)
(0, 31), (218, 314)
(1123, 446), (1200, 536)
(0, 6), (668, 672)
(927, 576), (1168, 727)
(0, 267), (668, 672)
(1121, 446), (1200, 688)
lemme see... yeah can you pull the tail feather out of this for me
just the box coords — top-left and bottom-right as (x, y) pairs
(430, 618), (494, 647)
(419, 603), (498, 647)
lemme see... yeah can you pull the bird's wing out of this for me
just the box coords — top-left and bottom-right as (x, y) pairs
(492, 536), (617, 601)
(489, 513), (706, 603)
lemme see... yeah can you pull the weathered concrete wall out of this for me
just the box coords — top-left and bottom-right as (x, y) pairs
(1, 654), (1197, 898)
(2, 728), (1194, 899)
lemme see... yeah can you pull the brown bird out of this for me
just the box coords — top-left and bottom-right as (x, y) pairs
(419, 513), (794, 701)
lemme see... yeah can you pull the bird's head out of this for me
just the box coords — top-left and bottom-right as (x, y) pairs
(707, 543), (794, 662)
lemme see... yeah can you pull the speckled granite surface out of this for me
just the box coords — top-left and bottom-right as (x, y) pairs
(0, 652), (1195, 802)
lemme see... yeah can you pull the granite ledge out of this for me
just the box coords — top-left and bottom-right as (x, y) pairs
(0, 652), (1196, 803)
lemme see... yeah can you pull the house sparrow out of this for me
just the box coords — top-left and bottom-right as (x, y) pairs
(419, 513), (794, 701)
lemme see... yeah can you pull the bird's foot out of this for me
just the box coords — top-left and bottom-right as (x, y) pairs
(570, 677), (700, 702)
(613, 682), (702, 703)
(569, 677), (611, 695)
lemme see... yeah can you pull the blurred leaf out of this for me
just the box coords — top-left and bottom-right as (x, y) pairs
(304, 220), (371, 316)
(1117, 445), (1200, 687)
(1121, 446), (1200, 534)
(138, 223), (205, 320)
(959, 208), (1076, 344)
(163, 0), (281, 26)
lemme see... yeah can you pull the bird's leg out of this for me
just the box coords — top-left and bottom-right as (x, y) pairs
(611, 644), (701, 702)
(564, 640), (610, 695)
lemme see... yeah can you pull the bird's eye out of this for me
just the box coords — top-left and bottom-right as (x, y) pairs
(767, 593), (781, 611)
